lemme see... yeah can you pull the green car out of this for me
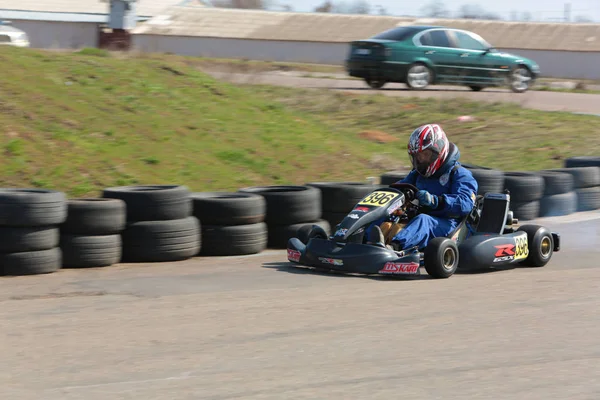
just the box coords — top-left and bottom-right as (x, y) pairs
(345, 25), (540, 93)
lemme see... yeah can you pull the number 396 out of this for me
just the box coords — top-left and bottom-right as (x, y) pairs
(515, 236), (529, 259)
(361, 192), (395, 206)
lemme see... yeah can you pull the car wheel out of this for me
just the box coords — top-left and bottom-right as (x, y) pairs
(423, 237), (459, 279)
(469, 85), (483, 91)
(406, 63), (432, 90)
(509, 65), (533, 93)
(516, 224), (554, 267)
(365, 77), (386, 89)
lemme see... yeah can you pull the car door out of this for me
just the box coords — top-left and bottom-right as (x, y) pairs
(448, 30), (497, 84)
(413, 29), (460, 82)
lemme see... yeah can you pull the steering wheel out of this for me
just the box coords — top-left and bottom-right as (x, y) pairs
(388, 182), (419, 202)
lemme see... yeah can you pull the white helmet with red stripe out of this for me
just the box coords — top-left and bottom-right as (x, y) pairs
(407, 124), (450, 178)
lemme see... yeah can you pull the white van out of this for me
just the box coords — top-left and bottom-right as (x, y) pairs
(0, 21), (30, 47)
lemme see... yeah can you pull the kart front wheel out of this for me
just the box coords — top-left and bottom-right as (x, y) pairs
(297, 224), (328, 245)
(423, 237), (459, 279)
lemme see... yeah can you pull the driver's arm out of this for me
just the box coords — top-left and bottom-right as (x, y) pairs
(436, 169), (478, 219)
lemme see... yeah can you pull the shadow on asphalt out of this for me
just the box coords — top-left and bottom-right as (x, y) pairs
(262, 261), (516, 281)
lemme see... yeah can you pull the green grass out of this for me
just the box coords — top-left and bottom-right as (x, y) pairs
(0, 46), (599, 198)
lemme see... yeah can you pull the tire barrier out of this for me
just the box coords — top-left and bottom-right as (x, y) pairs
(0, 189), (66, 275)
(2, 155), (600, 276)
(306, 182), (381, 229)
(102, 185), (201, 263)
(192, 192), (268, 256)
(237, 185), (325, 249)
(60, 198), (126, 268)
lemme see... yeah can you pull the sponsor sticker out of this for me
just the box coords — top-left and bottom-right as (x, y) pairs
(335, 228), (348, 236)
(353, 206), (370, 213)
(287, 249), (301, 263)
(348, 214), (360, 219)
(379, 262), (420, 275)
(319, 257), (343, 266)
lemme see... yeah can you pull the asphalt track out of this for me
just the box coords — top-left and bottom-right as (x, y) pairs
(2, 210), (600, 400)
(206, 71), (600, 115)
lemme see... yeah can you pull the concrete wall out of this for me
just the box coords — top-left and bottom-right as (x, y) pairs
(132, 34), (600, 80)
(9, 20), (99, 49)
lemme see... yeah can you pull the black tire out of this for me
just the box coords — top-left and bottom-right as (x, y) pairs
(510, 200), (540, 221)
(0, 189), (67, 227)
(464, 167), (505, 196)
(297, 224), (329, 245)
(575, 186), (600, 211)
(469, 85), (483, 91)
(322, 210), (351, 229)
(0, 248), (62, 276)
(61, 198), (126, 235)
(267, 219), (331, 249)
(102, 185), (192, 222)
(544, 167), (600, 189)
(237, 185), (321, 225)
(380, 171), (409, 185)
(191, 192), (266, 226)
(60, 234), (122, 268)
(539, 192), (577, 217)
(199, 223), (268, 256)
(537, 171), (574, 196)
(121, 217), (200, 262)
(306, 182), (380, 214)
(0, 226), (59, 253)
(517, 224), (554, 267)
(503, 172), (544, 202)
(423, 237), (459, 279)
(564, 156), (600, 169)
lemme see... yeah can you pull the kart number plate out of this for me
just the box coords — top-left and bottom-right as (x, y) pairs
(514, 234), (529, 260)
(358, 191), (398, 207)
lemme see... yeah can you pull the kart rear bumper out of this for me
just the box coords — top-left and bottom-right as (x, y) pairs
(287, 237), (422, 276)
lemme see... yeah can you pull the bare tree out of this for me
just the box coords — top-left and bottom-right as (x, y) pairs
(521, 11), (532, 21)
(314, 0), (372, 14)
(211, 0), (272, 9)
(420, 0), (450, 18)
(456, 4), (502, 20)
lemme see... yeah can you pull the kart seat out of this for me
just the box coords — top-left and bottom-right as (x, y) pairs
(474, 193), (510, 234)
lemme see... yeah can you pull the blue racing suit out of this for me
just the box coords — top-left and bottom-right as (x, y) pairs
(374, 143), (478, 250)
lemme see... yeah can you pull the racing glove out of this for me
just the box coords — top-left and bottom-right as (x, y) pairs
(417, 190), (439, 209)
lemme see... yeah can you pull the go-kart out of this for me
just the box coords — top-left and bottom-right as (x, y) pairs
(286, 183), (560, 279)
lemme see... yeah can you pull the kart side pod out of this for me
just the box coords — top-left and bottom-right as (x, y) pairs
(458, 231), (530, 270)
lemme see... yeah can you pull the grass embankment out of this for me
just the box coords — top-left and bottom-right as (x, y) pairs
(1, 47), (599, 198)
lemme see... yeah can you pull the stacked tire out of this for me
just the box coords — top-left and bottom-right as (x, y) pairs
(463, 165), (505, 196)
(502, 172), (545, 220)
(192, 192), (268, 256)
(380, 171), (409, 185)
(546, 166), (600, 212)
(103, 185), (200, 262)
(59, 198), (126, 268)
(238, 185), (329, 249)
(306, 182), (381, 229)
(0, 189), (66, 276)
(536, 171), (577, 217)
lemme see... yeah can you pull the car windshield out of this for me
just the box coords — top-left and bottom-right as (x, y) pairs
(469, 31), (494, 50)
(372, 26), (421, 41)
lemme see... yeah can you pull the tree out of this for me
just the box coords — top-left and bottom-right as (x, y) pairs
(420, 0), (450, 18)
(574, 15), (594, 23)
(211, 0), (272, 9)
(313, 0), (372, 14)
(456, 4), (502, 20)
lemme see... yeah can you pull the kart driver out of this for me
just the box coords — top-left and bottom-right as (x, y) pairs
(367, 123), (478, 251)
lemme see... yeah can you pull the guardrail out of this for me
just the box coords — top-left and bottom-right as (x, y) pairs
(1, 156), (598, 276)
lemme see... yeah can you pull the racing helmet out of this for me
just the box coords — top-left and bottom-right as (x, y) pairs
(407, 124), (450, 178)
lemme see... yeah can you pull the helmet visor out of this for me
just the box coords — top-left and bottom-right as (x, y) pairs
(411, 148), (437, 176)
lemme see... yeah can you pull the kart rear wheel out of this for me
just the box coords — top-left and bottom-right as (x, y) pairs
(423, 237), (459, 279)
(517, 224), (554, 267)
